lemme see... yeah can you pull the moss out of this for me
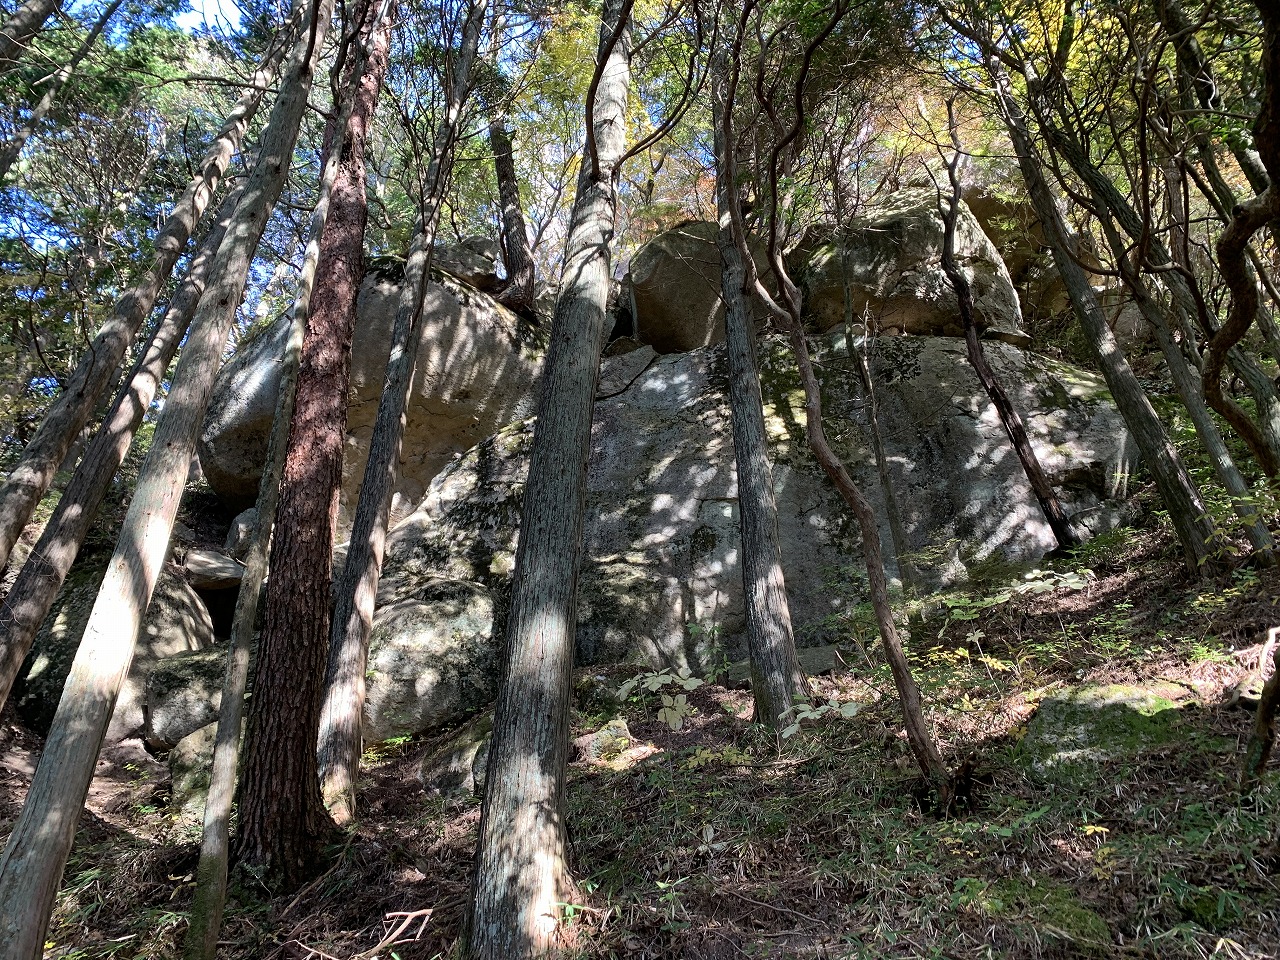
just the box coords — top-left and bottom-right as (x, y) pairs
(987, 876), (1112, 952)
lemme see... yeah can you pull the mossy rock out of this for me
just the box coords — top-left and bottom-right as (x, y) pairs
(1020, 682), (1190, 780)
(958, 875), (1111, 954)
(418, 712), (492, 798)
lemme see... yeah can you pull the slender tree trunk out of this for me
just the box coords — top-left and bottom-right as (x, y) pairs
(491, 117), (535, 314)
(711, 52), (807, 730)
(0, 2), (335, 951)
(465, 1), (631, 955)
(1241, 634), (1280, 792)
(181, 18), (379, 919)
(715, 6), (948, 794)
(319, 0), (486, 826)
(0, 12), (300, 573)
(0, 187), (240, 712)
(940, 105), (1078, 549)
(0, 0), (58, 75)
(0, 0), (124, 184)
(989, 56), (1219, 575)
(1156, 0), (1270, 195)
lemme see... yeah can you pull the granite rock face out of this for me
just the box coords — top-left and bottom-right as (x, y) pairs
(354, 334), (1132, 739)
(198, 272), (544, 535)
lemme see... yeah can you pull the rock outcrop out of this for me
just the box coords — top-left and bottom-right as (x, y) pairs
(789, 190), (1029, 344)
(198, 271), (544, 534)
(349, 333), (1131, 740)
(15, 559), (215, 741)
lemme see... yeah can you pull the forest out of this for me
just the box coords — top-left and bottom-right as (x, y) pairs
(0, 0), (1277, 956)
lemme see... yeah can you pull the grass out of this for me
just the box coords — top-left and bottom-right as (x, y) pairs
(13, 521), (1280, 959)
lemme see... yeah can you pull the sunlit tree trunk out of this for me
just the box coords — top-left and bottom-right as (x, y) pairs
(711, 49), (807, 730)
(0, 1), (335, 951)
(0, 10), (301, 573)
(989, 56), (1218, 575)
(464, 0), (631, 955)
(319, 0), (487, 826)
(0, 186), (241, 712)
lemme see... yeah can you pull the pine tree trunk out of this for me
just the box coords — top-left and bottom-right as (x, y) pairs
(236, 0), (391, 874)
(319, 0), (486, 825)
(182, 22), (376, 924)
(711, 54), (807, 730)
(0, 0), (58, 75)
(491, 117), (535, 314)
(0, 2), (334, 950)
(0, 187), (240, 712)
(990, 58), (1219, 575)
(0, 11), (301, 573)
(464, 1), (630, 955)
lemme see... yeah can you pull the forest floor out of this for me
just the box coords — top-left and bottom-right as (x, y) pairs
(4, 518), (1280, 960)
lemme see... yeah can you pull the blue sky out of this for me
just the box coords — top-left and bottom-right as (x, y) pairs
(174, 0), (243, 33)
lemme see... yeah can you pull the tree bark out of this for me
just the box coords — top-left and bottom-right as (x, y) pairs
(0, 0), (58, 75)
(989, 56), (1218, 576)
(0, 186), (240, 713)
(940, 105), (1078, 550)
(1155, 0), (1270, 195)
(464, 0), (631, 955)
(0, 10), (300, 573)
(491, 117), (535, 314)
(1241, 634), (1280, 792)
(319, 0), (487, 826)
(711, 51), (808, 730)
(0, 0), (335, 951)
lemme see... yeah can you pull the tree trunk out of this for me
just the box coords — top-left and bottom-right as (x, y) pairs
(989, 56), (1219, 576)
(464, 1), (630, 955)
(0, 186), (240, 713)
(0, 1), (335, 950)
(1241, 634), (1280, 792)
(714, 9), (948, 795)
(0, 0), (125, 184)
(0, 11), (300, 573)
(0, 0), (58, 75)
(711, 52), (807, 730)
(491, 117), (535, 314)
(319, 0), (486, 826)
(1155, 0), (1270, 195)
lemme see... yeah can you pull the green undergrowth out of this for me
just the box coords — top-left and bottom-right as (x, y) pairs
(30, 523), (1280, 959)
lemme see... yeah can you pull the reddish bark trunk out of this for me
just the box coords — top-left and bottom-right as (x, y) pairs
(235, 0), (392, 884)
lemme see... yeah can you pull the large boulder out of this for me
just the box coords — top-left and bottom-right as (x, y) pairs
(14, 558), (215, 742)
(625, 221), (771, 354)
(197, 271), (544, 534)
(790, 189), (1029, 345)
(359, 334), (1132, 738)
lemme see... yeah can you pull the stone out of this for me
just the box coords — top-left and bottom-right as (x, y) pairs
(419, 712), (492, 797)
(144, 647), (230, 750)
(198, 271), (544, 535)
(435, 237), (501, 292)
(362, 579), (497, 742)
(224, 507), (258, 561)
(371, 333), (1133, 706)
(169, 722), (217, 821)
(183, 548), (244, 590)
(1021, 681), (1193, 779)
(625, 221), (772, 354)
(723, 644), (847, 689)
(14, 559), (215, 742)
(789, 189), (1030, 345)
